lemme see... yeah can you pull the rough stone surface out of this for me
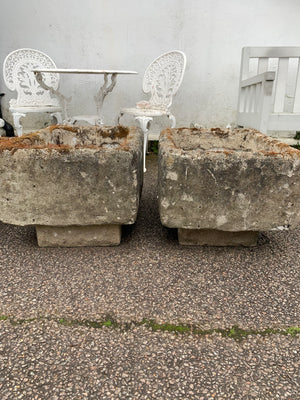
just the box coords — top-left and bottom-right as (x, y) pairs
(36, 224), (121, 247)
(178, 228), (259, 246)
(159, 127), (300, 233)
(0, 125), (143, 227)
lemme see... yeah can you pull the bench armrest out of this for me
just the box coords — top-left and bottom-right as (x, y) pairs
(240, 71), (275, 88)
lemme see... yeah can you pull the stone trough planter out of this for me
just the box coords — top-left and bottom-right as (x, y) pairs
(0, 125), (143, 247)
(158, 127), (300, 246)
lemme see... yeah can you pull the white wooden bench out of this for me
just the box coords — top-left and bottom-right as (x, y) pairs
(237, 47), (300, 139)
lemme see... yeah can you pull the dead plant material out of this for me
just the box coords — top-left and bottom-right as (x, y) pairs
(0, 133), (41, 152)
(49, 125), (78, 134)
(101, 125), (129, 139)
(161, 128), (177, 148)
(0, 132), (72, 153)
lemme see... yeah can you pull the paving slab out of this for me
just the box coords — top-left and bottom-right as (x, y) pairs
(0, 153), (299, 399)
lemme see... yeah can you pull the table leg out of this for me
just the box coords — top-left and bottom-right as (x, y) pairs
(34, 71), (70, 121)
(94, 73), (117, 120)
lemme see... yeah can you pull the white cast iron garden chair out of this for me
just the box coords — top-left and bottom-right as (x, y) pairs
(3, 48), (63, 136)
(118, 50), (186, 171)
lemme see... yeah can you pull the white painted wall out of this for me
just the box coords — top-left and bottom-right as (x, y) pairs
(1, 0), (300, 130)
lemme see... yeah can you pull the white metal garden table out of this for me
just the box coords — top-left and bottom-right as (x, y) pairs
(33, 68), (137, 124)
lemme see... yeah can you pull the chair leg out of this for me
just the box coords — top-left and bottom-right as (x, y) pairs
(167, 113), (176, 128)
(51, 112), (63, 125)
(117, 112), (124, 125)
(135, 116), (153, 172)
(12, 112), (25, 137)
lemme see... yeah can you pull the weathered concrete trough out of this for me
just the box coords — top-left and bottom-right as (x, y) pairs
(158, 127), (300, 246)
(0, 125), (143, 247)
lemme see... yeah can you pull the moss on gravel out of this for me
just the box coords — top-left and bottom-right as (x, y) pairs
(0, 315), (299, 341)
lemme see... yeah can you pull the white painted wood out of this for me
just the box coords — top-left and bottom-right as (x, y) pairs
(240, 47), (251, 78)
(255, 83), (261, 113)
(249, 84), (255, 113)
(237, 48), (250, 112)
(238, 71), (275, 133)
(268, 113), (300, 131)
(238, 112), (264, 131)
(284, 59), (298, 113)
(237, 47), (300, 136)
(240, 71), (275, 88)
(273, 58), (289, 112)
(248, 47), (300, 58)
(259, 79), (274, 133)
(293, 60), (300, 112)
(258, 58), (269, 74)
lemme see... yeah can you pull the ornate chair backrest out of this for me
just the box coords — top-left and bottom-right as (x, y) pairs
(142, 51), (186, 110)
(3, 48), (60, 107)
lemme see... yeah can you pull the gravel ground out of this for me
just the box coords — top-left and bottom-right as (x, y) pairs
(0, 321), (299, 399)
(0, 153), (299, 399)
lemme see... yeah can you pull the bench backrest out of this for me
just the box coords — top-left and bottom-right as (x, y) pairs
(239, 47), (300, 113)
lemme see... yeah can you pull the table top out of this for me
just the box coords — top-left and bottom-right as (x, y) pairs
(33, 68), (137, 75)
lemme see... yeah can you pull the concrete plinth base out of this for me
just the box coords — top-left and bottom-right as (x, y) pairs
(178, 229), (258, 247)
(36, 224), (121, 247)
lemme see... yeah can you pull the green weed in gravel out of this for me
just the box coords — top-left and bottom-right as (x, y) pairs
(139, 319), (191, 333)
(57, 317), (116, 329)
(0, 315), (299, 341)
